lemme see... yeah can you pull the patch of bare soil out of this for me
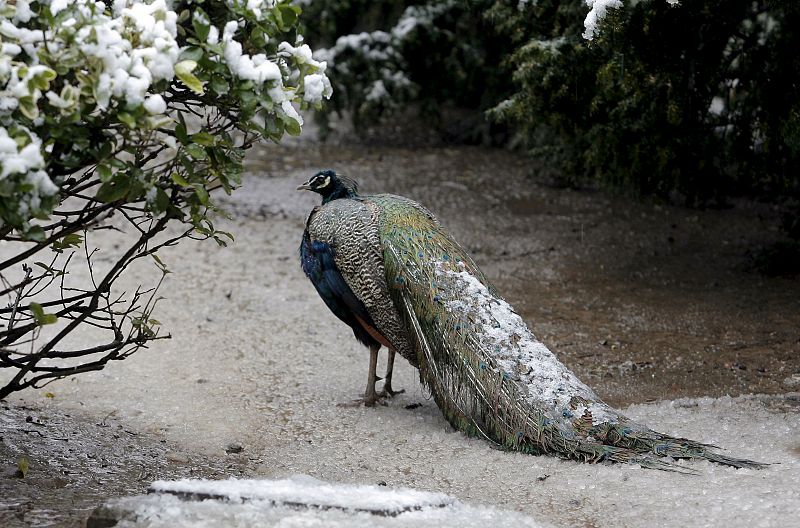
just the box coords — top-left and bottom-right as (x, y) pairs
(0, 402), (241, 528)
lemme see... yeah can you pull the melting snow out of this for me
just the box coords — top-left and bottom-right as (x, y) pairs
(101, 476), (543, 527)
(149, 476), (455, 512)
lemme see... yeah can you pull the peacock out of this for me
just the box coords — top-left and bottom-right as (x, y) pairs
(298, 169), (763, 471)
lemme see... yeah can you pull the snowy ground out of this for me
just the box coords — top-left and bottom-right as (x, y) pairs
(2, 138), (799, 527)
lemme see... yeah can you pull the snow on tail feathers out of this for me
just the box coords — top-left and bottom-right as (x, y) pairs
(373, 194), (765, 471)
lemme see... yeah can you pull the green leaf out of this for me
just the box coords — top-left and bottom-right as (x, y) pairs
(284, 117), (302, 136)
(34, 262), (63, 275)
(185, 143), (207, 160)
(52, 233), (83, 252)
(151, 253), (169, 272)
(193, 185), (210, 206)
(147, 115), (173, 129)
(216, 230), (234, 242)
(191, 9), (210, 42)
(29, 303), (58, 326)
(127, 178), (145, 201)
(97, 164), (113, 182)
(276, 4), (298, 30)
(175, 60), (204, 95)
(180, 46), (204, 62)
(170, 172), (190, 187)
(191, 131), (216, 146)
(117, 112), (136, 128)
(154, 187), (170, 213)
(62, 233), (82, 246)
(18, 96), (38, 119)
(175, 123), (189, 145)
(179, 155), (196, 176)
(96, 176), (131, 203)
(97, 141), (113, 159)
(209, 75), (229, 95)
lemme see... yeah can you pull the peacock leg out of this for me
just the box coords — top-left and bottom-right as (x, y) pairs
(339, 344), (385, 407)
(362, 344), (382, 406)
(378, 348), (405, 398)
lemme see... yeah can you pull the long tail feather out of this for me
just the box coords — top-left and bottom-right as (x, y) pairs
(377, 205), (764, 471)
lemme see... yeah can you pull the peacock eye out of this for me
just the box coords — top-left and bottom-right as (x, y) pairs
(320, 176), (330, 188)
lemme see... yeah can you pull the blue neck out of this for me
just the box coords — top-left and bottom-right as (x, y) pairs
(321, 183), (358, 204)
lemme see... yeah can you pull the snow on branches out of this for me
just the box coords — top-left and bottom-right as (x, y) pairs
(583, 0), (680, 40)
(0, 0), (331, 232)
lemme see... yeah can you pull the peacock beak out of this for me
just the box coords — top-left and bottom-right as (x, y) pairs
(296, 181), (313, 191)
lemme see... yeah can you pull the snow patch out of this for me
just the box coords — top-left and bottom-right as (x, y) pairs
(583, 0), (623, 40)
(150, 475), (454, 512)
(302, 73), (332, 103)
(143, 94), (167, 114)
(583, 0), (681, 40)
(101, 476), (544, 527)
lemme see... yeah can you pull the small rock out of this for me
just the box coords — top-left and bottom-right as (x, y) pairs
(619, 360), (636, 373)
(225, 443), (244, 454)
(165, 452), (189, 463)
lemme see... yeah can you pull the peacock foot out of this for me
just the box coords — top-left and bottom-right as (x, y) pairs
(377, 383), (405, 398)
(336, 394), (388, 408)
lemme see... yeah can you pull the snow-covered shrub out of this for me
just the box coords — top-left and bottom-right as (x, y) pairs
(301, 0), (511, 139)
(492, 0), (800, 205)
(0, 0), (330, 398)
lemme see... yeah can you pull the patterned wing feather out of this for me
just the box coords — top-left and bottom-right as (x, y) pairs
(300, 231), (379, 348)
(305, 198), (418, 364)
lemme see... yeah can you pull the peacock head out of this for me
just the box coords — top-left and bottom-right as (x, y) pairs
(297, 169), (359, 203)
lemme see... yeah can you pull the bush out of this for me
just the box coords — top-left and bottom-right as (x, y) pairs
(496, 0), (800, 206)
(301, 0), (513, 141)
(304, 0), (799, 209)
(0, 0), (330, 399)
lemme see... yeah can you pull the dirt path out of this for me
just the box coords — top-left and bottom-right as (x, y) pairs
(1, 137), (799, 527)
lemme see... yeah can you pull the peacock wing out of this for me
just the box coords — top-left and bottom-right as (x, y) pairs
(305, 198), (417, 361)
